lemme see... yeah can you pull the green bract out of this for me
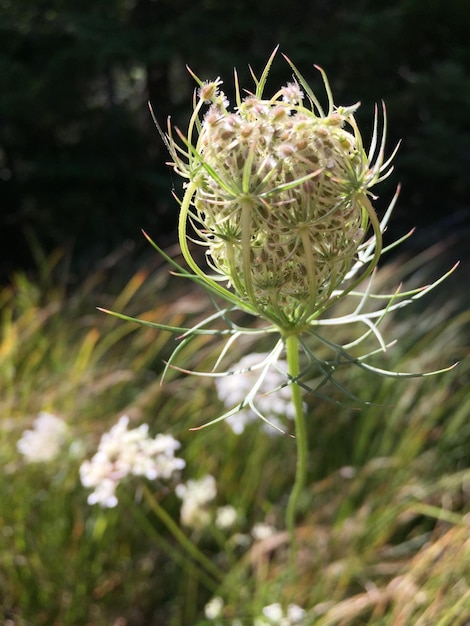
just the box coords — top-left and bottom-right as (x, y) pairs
(166, 49), (396, 331)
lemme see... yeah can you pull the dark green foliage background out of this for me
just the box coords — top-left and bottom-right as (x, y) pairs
(1, 0), (469, 278)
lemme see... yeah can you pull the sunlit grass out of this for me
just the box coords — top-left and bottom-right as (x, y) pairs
(0, 241), (468, 625)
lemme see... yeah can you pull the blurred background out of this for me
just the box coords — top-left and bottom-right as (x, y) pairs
(1, 0), (469, 281)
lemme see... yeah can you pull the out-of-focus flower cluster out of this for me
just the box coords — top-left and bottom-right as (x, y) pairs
(17, 411), (68, 463)
(204, 597), (306, 625)
(175, 474), (239, 531)
(176, 474), (217, 529)
(255, 603), (306, 625)
(215, 353), (303, 434)
(251, 521), (278, 541)
(79, 416), (185, 507)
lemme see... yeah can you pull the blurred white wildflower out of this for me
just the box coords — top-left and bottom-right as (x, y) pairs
(80, 415), (185, 507)
(285, 605), (307, 623)
(215, 353), (303, 434)
(215, 504), (238, 530)
(17, 411), (68, 463)
(175, 474), (216, 529)
(251, 522), (277, 541)
(255, 603), (306, 625)
(204, 596), (224, 620)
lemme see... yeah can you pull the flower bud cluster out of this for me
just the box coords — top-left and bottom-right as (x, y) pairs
(168, 57), (388, 329)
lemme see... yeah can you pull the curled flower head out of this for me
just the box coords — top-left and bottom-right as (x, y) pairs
(167, 49), (396, 331)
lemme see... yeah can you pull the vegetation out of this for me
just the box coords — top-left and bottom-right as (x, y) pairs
(0, 238), (468, 624)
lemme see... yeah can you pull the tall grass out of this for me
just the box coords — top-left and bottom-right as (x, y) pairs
(0, 240), (468, 625)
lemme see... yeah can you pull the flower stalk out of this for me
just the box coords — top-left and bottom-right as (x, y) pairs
(284, 334), (308, 545)
(141, 484), (224, 584)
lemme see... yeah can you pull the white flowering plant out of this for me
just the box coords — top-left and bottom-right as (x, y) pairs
(101, 48), (457, 538)
(80, 415), (185, 507)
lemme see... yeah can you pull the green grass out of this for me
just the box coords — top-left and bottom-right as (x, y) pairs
(0, 242), (469, 625)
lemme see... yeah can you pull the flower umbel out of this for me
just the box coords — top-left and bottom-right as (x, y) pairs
(167, 49), (395, 330)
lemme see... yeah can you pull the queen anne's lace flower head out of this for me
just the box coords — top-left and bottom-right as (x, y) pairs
(167, 49), (395, 330)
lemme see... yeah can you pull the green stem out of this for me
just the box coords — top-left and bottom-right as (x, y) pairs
(141, 484), (224, 584)
(124, 493), (219, 592)
(285, 333), (308, 547)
